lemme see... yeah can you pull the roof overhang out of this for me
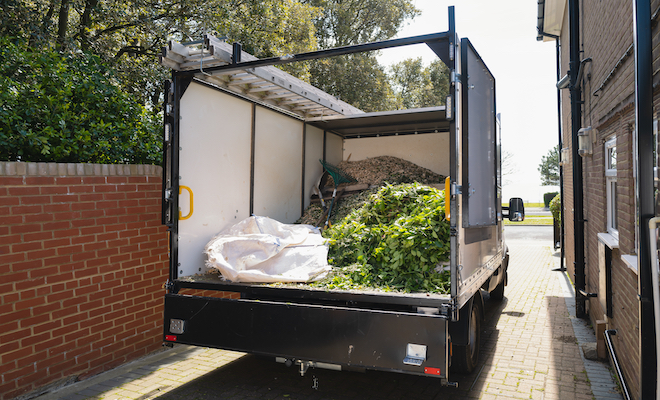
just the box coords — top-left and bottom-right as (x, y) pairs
(537, 0), (567, 41)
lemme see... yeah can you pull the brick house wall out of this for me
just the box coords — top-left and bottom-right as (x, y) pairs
(0, 162), (170, 400)
(554, 0), (660, 398)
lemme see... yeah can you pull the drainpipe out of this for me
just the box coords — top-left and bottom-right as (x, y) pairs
(568, 0), (587, 318)
(633, 0), (657, 398)
(556, 37), (566, 273)
(537, 30), (566, 271)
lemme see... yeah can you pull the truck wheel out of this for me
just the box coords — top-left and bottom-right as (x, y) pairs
(452, 301), (481, 373)
(489, 274), (505, 301)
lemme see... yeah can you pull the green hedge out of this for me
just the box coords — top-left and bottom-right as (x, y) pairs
(0, 37), (161, 164)
(543, 191), (559, 208)
(549, 193), (561, 223)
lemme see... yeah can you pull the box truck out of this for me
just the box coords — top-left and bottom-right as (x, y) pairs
(160, 7), (525, 386)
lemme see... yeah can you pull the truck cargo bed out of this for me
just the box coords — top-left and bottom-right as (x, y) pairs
(174, 273), (452, 309)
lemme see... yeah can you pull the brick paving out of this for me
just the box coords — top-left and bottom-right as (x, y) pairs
(36, 231), (622, 400)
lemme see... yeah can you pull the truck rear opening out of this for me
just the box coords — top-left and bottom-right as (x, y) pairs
(160, 6), (524, 386)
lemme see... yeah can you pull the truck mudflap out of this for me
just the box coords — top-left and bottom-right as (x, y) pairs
(164, 294), (450, 381)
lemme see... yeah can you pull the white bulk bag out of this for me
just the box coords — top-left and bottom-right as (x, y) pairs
(204, 216), (330, 283)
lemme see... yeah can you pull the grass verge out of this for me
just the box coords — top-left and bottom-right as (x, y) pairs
(503, 215), (553, 226)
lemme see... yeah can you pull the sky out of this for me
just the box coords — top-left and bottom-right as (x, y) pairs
(377, 0), (560, 203)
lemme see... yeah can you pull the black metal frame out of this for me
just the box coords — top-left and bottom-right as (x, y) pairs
(163, 8), (461, 301)
(172, 32), (453, 78)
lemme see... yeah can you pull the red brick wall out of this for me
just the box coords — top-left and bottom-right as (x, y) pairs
(0, 162), (169, 400)
(582, 107), (640, 397)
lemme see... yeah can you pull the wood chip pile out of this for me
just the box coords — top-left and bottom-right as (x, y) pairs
(331, 156), (445, 187)
(297, 156), (445, 226)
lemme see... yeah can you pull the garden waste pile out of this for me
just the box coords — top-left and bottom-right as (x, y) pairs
(314, 183), (451, 294)
(295, 156), (450, 294)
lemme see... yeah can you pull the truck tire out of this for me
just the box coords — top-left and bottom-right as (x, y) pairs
(452, 300), (481, 373)
(489, 273), (505, 301)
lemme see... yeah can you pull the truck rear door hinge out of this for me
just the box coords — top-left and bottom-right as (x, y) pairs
(163, 280), (176, 293)
(451, 184), (462, 195)
(450, 71), (462, 85)
(440, 303), (453, 319)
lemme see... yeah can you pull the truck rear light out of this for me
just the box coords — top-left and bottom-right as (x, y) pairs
(165, 335), (177, 341)
(424, 367), (441, 375)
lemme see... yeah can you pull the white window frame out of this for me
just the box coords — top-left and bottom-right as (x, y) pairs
(605, 137), (618, 238)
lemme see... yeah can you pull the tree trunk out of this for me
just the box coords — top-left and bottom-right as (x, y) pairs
(29, 0), (56, 47)
(79, 0), (99, 51)
(57, 0), (70, 49)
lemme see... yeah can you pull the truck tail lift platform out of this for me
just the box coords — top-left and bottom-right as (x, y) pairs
(160, 6), (525, 387)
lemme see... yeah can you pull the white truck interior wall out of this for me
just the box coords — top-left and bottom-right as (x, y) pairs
(304, 125), (324, 210)
(252, 106), (304, 223)
(342, 132), (450, 176)
(325, 133), (343, 166)
(178, 82), (252, 276)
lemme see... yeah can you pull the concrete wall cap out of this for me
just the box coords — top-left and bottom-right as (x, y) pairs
(0, 161), (162, 177)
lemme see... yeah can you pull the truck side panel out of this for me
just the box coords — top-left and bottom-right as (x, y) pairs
(325, 132), (343, 166)
(457, 226), (503, 307)
(253, 106), (304, 223)
(178, 83), (253, 277)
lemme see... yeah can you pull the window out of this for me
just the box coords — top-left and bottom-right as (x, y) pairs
(605, 137), (618, 237)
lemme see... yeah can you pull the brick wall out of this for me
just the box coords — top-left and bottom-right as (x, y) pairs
(582, 107), (640, 397)
(0, 162), (169, 400)
(556, 0), (660, 398)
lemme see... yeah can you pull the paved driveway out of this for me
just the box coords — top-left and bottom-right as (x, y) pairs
(38, 226), (621, 400)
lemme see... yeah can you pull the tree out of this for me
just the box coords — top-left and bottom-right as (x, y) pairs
(501, 150), (517, 185)
(0, 0), (321, 164)
(390, 58), (449, 110)
(305, 0), (419, 111)
(0, 0), (423, 162)
(538, 145), (560, 186)
(306, 0), (418, 48)
(1, 0), (320, 107)
(0, 37), (160, 163)
(309, 54), (396, 112)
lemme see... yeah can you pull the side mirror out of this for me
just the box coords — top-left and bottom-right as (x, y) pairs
(504, 198), (525, 222)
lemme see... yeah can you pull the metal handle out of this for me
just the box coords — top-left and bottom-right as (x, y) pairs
(444, 176), (451, 221)
(179, 185), (194, 220)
